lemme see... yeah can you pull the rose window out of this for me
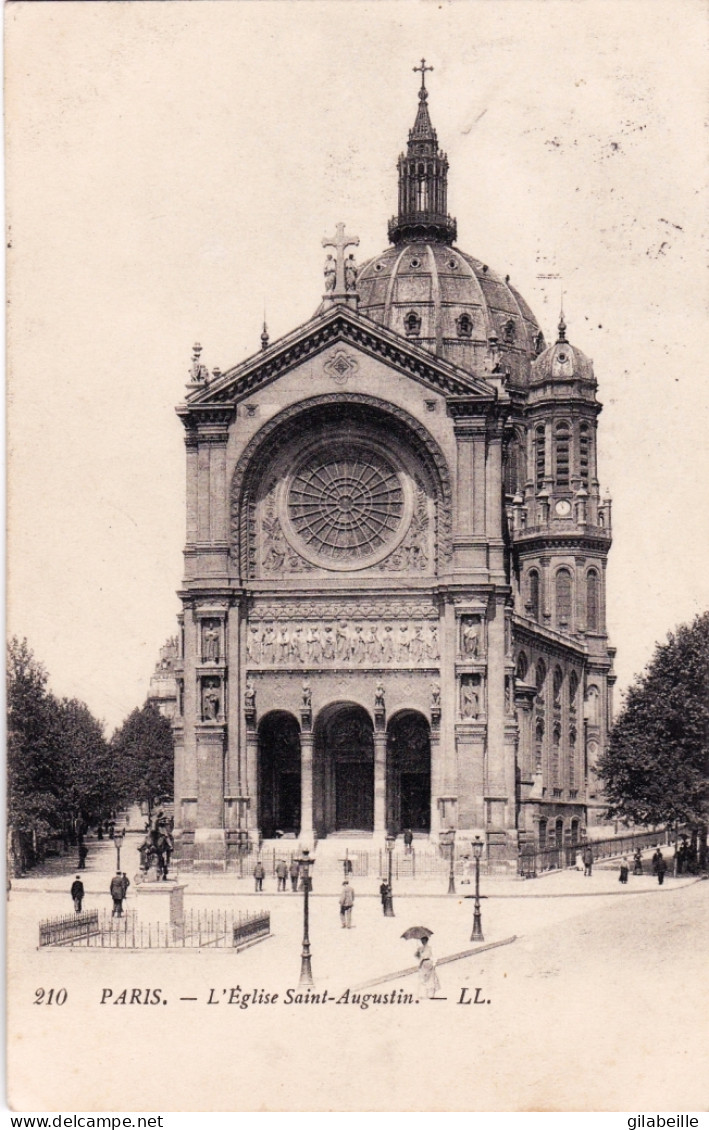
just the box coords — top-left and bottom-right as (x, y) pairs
(287, 446), (405, 564)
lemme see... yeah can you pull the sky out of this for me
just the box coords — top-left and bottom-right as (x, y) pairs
(6, 0), (709, 733)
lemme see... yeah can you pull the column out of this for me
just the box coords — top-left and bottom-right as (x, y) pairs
(374, 733), (386, 836)
(300, 732), (314, 843)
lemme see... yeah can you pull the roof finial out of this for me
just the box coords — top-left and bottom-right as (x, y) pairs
(261, 320), (269, 351)
(558, 284), (567, 342)
(413, 57), (434, 99)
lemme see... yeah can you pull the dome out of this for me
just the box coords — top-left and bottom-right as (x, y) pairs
(530, 315), (595, 386)
(357, 242), (543, 387)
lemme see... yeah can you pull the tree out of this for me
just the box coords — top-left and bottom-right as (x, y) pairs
(598, 613), (709, 841)
(7, 637), (114, 872)
(110, 701), (174, 819)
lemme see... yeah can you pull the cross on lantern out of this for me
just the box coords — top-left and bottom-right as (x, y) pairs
(413, 58), (433, 92)
(322, 222), (359, 297)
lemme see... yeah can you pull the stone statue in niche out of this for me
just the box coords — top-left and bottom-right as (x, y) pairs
(431, 681), (441, 711)
(461, 618), (479, 658)
(322, 624), (336, 660)
(244, 679), (256, 713)
(202, 621), (220, 662)
(425, 624), (439, 660)
(261, 624), (276, 664)
(380, 625), (395, 662)
(302, 680), (312, 710)
(461, 676), (480, 719)
(375, 681), (385, 711)
(202, 679), (221, 722)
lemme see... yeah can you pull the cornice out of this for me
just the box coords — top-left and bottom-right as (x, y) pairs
(177, 307), (498, 413)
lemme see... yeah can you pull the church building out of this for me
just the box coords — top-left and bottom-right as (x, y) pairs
(172, 65), (615, 869)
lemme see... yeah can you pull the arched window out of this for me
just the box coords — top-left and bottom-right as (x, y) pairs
(405, 310), (422, 336)
(529, 570), (540, 622)
(503, 317), (516, 344)
(569, 670), (579, 709)
(535, 331), (546, 357)
(538, 818), (548, 846)
(555, 817), (564, 848)
(555, 421), (571, 488)
(504, 433), (526, 496)
(456, 312), (473, 338)
(587, 569), (600, 632)
(535, 426), (546, 489)
(516, 652), (528, 681)
(534, 718), (544, 772)
(553, 667), (564, 706)
(570, 818), (580, 845)
(585, 686), (600, 726)
(569, 726), (577, 789)
(535, 659), (546, 693)
(552, 722), (561, 787)
(579, 423), (591, 484)
(556, 568), (572, 629)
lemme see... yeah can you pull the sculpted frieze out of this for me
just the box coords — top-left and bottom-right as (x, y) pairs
(250, 600), (439, 622)
(245, 618), (440, 668)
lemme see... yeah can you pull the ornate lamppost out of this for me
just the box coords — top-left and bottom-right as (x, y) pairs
(297, 847), (315, 986)
(440, 826), (456, 895)
(113, 828), (126, 873)
(470, 835), (485, 942)
(383, 834), (396, 917)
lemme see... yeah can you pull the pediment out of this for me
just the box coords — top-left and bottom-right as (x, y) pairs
(180, 305), (498, 410)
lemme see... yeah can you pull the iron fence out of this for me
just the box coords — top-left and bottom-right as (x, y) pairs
(40, 908), (270, 949)
(519, 827), (672, 876)
(39, 910), (100, 947)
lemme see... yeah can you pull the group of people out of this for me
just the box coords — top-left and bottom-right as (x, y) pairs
(253, 858), (301, 892)
(68, 869), (131, 916)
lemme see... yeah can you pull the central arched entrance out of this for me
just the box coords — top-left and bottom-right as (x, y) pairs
(258, 711), (301, 839)
(386, 710), (431, 834)
(314, 703), (374, 836)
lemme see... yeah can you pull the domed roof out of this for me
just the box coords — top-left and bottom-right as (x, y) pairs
(530, 315), (595, 386)
(357, 242), (544, 387)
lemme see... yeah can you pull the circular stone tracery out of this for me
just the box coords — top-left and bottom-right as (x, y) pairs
(288, 445), (405, 564)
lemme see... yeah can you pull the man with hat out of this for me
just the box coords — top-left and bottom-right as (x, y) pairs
(339, 879), (355, 928)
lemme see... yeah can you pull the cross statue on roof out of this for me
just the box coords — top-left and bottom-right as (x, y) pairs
(413, 58), (434, 92)
(322, 222), (359, 301)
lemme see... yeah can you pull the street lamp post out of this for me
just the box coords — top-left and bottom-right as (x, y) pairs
(113, 828), (126, 873)
(297, 847), (315, 986)
(440, 827), (456, 895)
(470, 835), (485, 942)
(383, 834), (395, 917)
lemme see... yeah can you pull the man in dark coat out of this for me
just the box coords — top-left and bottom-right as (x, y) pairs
(654, 849), (667, 885)
(253, 860), (265, 892)
(110, 871), (125, 916)
(275, 859), (288, 892)
(583, 845), (593, 877)
(70, 876), (84, 913)
(121, 872), (130, 899)
(289, 859), (300, 892)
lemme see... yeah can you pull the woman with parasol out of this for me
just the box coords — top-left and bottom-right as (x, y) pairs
(402, 926), (440, 998)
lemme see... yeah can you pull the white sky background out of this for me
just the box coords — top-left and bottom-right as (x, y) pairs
(6, 0), (708, 734)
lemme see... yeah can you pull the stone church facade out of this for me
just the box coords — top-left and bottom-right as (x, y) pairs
(172, 68), (615, 869)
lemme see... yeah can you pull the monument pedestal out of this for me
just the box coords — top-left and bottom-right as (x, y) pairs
(135, 881), (186, 929)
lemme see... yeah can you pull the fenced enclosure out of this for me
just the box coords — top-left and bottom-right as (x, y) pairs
(39, 910), (100, 947)
(39, 908), (270, 950)
(519, 827), (672, 877)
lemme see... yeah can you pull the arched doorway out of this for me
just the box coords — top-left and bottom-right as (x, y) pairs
(313, 704), (374, 836)
(258, 712), (301, 838)
(386, 711), (431, 834)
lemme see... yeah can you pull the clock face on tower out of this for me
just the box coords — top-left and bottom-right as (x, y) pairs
(555, 499), (572, 517)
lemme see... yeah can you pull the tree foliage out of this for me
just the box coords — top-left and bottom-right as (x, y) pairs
(7, 637), (120, 869)
(109, 701), (174, 819)
(598, 612), (709, 827)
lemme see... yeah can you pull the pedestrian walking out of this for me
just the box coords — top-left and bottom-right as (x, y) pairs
(379, 879), (390, 913)
(70, 876), (85, 913)
(633, 848), (643, 876)
(654, 849), (667, 885)
(339, 880), (355, 928)
(583, 845), (593, 877)
(110, 871), (125, 917)
(253, 860), (265, 892)
(416, 936), (441, 998)
(289, 858), (300, 892)
(618, 858), (629, 884)
(78, 841), (88, 871)
(403, 828), (414, 854)
(275, 859), (288, 892)
(121, 872), (130, 899)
